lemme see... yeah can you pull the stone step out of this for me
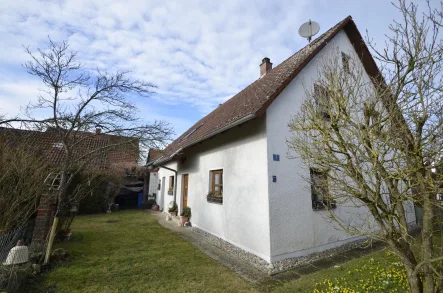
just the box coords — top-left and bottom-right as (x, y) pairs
(164, 212), (182, 227)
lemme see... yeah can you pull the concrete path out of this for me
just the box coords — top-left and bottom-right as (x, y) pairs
(149, 210), (385, 292)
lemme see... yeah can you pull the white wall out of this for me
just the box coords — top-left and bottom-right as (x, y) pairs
(157, 116), (271, 261)
(157, 163), (178, 211)
(265, 30), (415, 262)
(147, 171), (159, 197)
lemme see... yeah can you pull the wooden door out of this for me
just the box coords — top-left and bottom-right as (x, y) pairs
(182, 174), (189, 208)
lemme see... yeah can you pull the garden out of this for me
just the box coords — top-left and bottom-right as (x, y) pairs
(25, 210), (414, 293)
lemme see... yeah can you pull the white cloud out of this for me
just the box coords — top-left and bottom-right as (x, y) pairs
(0, 0), (310, 117)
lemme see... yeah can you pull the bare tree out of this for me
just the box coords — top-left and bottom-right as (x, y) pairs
(0, 132), (48, 235)
(288, 1), (443, 292)
(1, 38), (173, 264)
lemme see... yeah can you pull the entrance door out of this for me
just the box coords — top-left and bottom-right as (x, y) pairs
(182, 174), (189, 208)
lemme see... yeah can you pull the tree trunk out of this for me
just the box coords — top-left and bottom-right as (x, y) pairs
(406, 266), (423, 293)
(422, 194), (435, 292)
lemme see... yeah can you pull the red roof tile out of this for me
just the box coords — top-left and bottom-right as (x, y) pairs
(148, 16), (378, 165)
(0, 127), (138, 170)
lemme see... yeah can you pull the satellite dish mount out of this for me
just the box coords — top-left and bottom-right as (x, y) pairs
(298, 19), (320, 43)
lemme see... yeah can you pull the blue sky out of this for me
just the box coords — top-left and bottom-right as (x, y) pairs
(0, 0), (433, 138)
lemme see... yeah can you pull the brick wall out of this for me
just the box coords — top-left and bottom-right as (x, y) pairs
(31, 193), (57, 250)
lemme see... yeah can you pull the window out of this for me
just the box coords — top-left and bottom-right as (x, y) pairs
(314, 84), (331, 120)
(168, 176), (174, 195)
(207, 169), (223, 203)
(341, 52), (350, 74)
(310, 168), (335, 210)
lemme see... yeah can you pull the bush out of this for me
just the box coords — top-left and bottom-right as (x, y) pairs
(78, 191), (108, 214)
(168, 202), (178, 213)
(181, 207), (191, 218)
(0, 263), (33, 293)
(0, 136), (48, 235)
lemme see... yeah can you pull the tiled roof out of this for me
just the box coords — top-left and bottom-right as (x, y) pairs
(148, 16), (376, 166)
(147, 149), (163, 163)
(0, 127), (138, 170)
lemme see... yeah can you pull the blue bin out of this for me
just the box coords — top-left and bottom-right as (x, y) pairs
(137, 193), (143, 209)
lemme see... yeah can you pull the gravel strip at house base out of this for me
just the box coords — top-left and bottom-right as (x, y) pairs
(192, 227), (375, 275)
(267, 239), (370, 275)
(192, 227), (270, 273)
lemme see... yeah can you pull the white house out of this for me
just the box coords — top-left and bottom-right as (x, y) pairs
(147, 16), (416, 272)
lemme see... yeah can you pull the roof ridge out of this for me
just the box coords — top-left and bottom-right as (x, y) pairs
(149, 16), (354, 165)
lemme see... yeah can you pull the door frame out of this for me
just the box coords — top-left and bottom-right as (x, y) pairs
(182, 174), (189, 210)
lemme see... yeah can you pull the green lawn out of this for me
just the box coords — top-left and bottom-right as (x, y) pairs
(31, 211), (258, 293)
(272, 250), (408, 293)
(31, 211), (409, 293)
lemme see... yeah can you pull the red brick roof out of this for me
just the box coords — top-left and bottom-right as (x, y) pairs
(149, 16), (380, 165)
(147, 149), (163, 162)
(0, 127), (138, 170)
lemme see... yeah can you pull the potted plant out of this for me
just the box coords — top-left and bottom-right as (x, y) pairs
(152, 204), (160, 211)
(180, 207), (191, 227)
(168, 202), (178, 216)
(207, 190), (223, 204)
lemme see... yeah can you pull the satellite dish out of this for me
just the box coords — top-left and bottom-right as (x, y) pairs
(298, 20), (320, 43)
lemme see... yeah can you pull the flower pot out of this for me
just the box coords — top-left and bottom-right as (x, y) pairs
(179, 216), (188, 227)
(152, 205), (159, 211)
(169, 211), (177, 217)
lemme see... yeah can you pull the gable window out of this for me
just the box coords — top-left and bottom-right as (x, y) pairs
(168, 176), (174, 195)
(207, 169), (223, 204)
(310, 168), (336, 210)
(314, 84), (331, 120)
(341, 52), (350, 74)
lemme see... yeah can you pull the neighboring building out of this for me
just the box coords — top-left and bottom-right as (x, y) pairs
(146, 16), (416, 271)
(0, 127), (139, 171)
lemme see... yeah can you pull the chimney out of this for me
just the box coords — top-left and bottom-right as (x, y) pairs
(260, 57), (272, 76)
(96, 128), (102, 135)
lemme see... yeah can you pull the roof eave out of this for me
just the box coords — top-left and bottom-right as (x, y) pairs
(146, 113), (256, 167)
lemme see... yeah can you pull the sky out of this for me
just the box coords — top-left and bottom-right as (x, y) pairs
(0, 0), (434, 138)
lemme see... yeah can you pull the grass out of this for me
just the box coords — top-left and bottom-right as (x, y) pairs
(30, 211), (258, 293)
(272, 250), (409, 293)
(30, 211), (412, 293)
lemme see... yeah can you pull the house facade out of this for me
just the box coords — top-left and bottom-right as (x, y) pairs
(147, 16), (416, 268)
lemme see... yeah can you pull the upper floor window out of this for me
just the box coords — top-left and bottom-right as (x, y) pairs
(314, 84), (331, 120)
(341, 52), (351, 74)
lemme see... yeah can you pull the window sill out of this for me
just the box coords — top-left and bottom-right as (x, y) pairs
(207, 196), (223, 204)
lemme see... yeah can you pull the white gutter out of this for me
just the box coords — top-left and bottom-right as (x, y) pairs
(147, 113), (256, 166)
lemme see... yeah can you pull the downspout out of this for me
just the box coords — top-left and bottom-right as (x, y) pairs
(158, 165), (178, 205)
